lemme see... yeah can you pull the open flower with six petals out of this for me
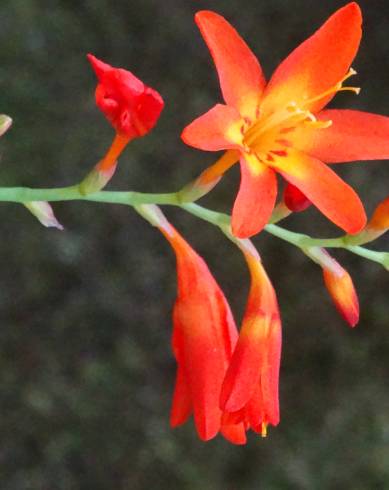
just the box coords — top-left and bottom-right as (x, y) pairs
(182, 3), (389, 238)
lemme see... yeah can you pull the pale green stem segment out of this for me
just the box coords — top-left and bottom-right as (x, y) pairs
(181, 204), (389, 271)
(0, 185), (180, 206)
(0, 185), (387, 269)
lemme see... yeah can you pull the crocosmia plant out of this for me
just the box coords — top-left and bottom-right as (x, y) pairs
(2, 2), (389, 445)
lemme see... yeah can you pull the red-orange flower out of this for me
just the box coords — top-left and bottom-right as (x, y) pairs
(182, 4), (389, 238)
(88, 54), (164, 140)
(149, 210), (246, 444)
(220, 242), (281, 436)
(81, 54), (164, 193)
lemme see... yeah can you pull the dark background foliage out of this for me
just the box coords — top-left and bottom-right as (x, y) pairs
(0, 0), (388, 488)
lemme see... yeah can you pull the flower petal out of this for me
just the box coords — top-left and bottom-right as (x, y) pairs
(173, 296), (229, 441)
(195, 11), (266, 120)
(292, 110), (389, 163)
(259, 318), (281, 426)
(170, 366), (193, 427)
(221, 251), (280, 420)
(261, 3), (362, 115)
(182, 104), (244, 151)
(231, 154), (277, 238)
(269, 149), (366, 234)
(220, 422), (247, 445)
(220, 314), (268, 413)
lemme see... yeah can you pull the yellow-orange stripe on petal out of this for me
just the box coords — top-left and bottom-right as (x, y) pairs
(291, 110), (389, 163)
(269, 148), (366, 234)
(195, 10), (266, 120)
(261, 3), (362, 116)
(231, 154), (278, 238)
(181, 103), (244, 151)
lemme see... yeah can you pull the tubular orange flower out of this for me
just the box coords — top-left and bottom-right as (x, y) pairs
(309, 247), (359, 327)
(323, 266), (359, 328)
(138, 205), (246, 444)
(81, 55), (164, 193)
(182, 3), (389, 238)
(220, 241), (281, 437)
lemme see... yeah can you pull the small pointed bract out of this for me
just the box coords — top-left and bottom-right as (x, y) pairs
(24, 201), (64, 230)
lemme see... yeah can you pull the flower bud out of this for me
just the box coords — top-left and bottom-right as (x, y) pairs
(283, 183), (311, 212)
(88, 54), (164, 138)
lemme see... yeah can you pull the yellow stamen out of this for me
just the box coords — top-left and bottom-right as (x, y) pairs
(302, 119), (333, 129)
(261, 422), (268, 438)
(302, 67), (360, 107)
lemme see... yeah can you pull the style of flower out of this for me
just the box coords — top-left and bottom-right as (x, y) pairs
(182, 3), (389, 238)
(81, 54), (164, 193)
(141, 205), (246, 444)
(220, 241), (281, 436)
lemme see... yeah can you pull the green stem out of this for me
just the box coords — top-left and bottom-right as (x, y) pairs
(0, 185), (180, 206)
(0, 184), (387, 269)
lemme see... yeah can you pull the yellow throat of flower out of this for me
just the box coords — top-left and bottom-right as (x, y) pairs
(243, 68), (360, 162)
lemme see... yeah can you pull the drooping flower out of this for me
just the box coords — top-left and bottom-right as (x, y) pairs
(135, 204), (246, 444)
(220, 240), (281, 436)
(80, 54), (164, 194)
(182, 4), (389, 238)
(308, 247), (359, 327)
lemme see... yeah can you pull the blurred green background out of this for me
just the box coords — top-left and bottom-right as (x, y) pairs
(0, 0), (388, 488)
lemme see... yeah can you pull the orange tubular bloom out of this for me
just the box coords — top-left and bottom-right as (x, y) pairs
(315, 249), (359, 327)
(182, 3), (389, 238)
(151, 213), (246, 444)
(221, 242), (281, 437)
